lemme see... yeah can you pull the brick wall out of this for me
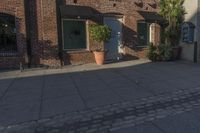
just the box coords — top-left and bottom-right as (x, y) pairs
(28, 0), (60, 67)
(0, 0), (160, 68)
(0, 0), (27, 68)
(26, 0), (160, 66)
(60, 0), (158, 62)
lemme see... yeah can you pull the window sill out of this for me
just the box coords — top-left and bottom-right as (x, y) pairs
(63, 49), (91, 54)
(0, 52), (18, 57)
(136, 46), (148, 49)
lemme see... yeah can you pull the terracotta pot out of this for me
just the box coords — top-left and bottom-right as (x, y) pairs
(93, 51), (105, 65)
(172, 46), (182, 60)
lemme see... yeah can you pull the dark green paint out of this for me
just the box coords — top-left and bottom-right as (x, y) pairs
(137, 22), (150, 46)
(63, 20), (86, 49)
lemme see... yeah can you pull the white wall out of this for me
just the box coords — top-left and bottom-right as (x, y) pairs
(197, 1), (200, 61)
(180, 0), (198, 61)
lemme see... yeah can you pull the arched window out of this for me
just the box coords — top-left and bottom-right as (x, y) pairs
(0, 13), (17, 52)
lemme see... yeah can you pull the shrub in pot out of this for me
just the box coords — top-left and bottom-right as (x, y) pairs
(147, 43), (172, 61)
(147, 44), (158, 62)
(89, 24), (111, 65)
(159, 0), (185, 60)
(158, 44), (173, 61)
(164, 28), (182, 60)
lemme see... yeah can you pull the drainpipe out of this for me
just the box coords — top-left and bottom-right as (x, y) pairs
(24, 0), (32, 67)
(41, 0), (45, 62)
(56, 0), (64, 66)
(194, 41), (198, 63)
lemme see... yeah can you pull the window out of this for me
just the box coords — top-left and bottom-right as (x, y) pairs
(137, 21), (150, 46)
(0, 13), (17, 52)
(62, 20), (87, 50)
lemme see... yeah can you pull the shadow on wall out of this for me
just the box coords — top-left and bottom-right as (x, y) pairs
(25, 0), (62, 68)
(122, 23), (141, 59)
(25, 0), (40, 66)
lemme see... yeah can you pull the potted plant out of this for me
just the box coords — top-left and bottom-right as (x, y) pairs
(159, 0), (185, 60)
(89, 24), (111, 65)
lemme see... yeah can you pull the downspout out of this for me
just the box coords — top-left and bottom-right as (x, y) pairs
(194, 0), (199, 63)
(41, 0), (45, 63)
(197, 0), (200, 62)
(24, 0), (32, 67)
(194, 41), (198, 63)
(56, 0), (64, 66)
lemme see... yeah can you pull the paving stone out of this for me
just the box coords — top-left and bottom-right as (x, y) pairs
(0, 79), (13, 98)
(114, 87), (153, 101)
(153, 113), (200, 133)
(41, 95), (85, 118)
(43, 87), (78, 99)
(0, 102), (40, 126)
(0, 90), (41, 106)
(111, 123), (162, 133)
(82, 90), (123, 108)
(10, 76), (44, 90)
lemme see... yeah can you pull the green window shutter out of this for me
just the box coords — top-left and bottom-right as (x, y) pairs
(63, 20), (86, 49)
(137, 22), (150, 46)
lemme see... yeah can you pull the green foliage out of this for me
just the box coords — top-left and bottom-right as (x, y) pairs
(89, 24), (111, 43)
(159, 0), (186, 46)
(147, 44), (172, 61)
(147, 44), (158, 62)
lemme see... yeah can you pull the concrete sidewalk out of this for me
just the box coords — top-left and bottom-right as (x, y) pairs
(0, 59), (200, 132)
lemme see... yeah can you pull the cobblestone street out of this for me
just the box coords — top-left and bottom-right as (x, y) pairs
(0, 60), (200, 133)
(2, 86), (200, 133)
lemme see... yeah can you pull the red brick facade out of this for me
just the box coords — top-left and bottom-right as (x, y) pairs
(0, 0), (161, 68)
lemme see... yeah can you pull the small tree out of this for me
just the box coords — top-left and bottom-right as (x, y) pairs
(89, 24), (111, 51)
(159, 0), (185, 46)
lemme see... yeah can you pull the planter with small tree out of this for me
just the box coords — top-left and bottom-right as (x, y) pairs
(159, 0), (185, 60)
(89, 24), (111, 65)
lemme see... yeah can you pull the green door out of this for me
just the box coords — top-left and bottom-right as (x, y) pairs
(137, 22), (150, 46)
(63, 20), (86, 49)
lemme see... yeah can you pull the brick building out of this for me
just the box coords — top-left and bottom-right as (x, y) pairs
(0, 0), (163, 68)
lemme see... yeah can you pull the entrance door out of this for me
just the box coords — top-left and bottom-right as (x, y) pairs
(104, 17), (122, 60)
(137, 22), (150, 46)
